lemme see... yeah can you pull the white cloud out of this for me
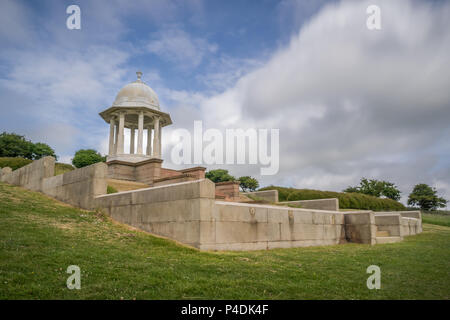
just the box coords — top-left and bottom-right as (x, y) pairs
(163, 0), (450, 203)
(146, 26), (217, 69)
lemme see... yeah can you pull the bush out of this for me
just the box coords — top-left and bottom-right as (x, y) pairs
(205, 169), (235, 183)
(260, 186), (406, 211)
(0, 157), (33, 170)
(72, 149), (106, 168)
(107, 185), (118, 194)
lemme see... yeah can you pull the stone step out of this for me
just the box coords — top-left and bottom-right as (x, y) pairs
(376, 236), (402, 244)
(376, 230), (390, 237)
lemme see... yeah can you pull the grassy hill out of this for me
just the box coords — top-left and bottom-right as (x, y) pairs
(0, 181), (449, 299)
(260, 186), (406, 211)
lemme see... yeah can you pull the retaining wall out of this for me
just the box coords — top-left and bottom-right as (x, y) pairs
(374, 211), (422, 237)
(0, 156), (55, 191)
(280, 198), (339, 211)
(94, 179), (216, 248)
(42, 162), (107, 210)
(242, 190), (279, 203)
(94, 180), (367, 251)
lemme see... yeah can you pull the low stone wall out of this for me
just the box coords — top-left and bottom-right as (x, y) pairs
(94, 179), (216, 248)
(344, 211), (377, 244)
(153, 174), (197, 187)
(42, 162), (107, 210)
(200, 202), (348, 251)
(374, 211), (422, 237)
(280, 198), (339, 211)
(93, 180), (371, 251)
(242, 190), (279, 203)
(215, 181), (240, 201)
(400, 217), (422, 236)
(375, 214), (402, 237)
(0, 156), (55, 191)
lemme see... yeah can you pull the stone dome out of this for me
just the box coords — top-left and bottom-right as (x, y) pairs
(112, 72), (160, 110)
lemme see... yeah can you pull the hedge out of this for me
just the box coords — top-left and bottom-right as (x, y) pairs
(260, 186), (406, 211)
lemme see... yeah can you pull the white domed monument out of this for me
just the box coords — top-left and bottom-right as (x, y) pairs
(99, 71), (172, 163)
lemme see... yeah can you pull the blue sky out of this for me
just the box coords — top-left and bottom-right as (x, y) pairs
(0, 0), (449, 204)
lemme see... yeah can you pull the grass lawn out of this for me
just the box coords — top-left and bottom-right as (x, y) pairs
(422, 212), (450, 227)
(0, 181), (449, 300)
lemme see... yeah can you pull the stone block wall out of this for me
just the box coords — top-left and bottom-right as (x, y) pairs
(344, 211), (377, 244)
(42, 162), (107, 210)
(0, 156), (55, 191)
(374, 214), (402, 237)
(374, 211), (422, 237)
(199, 202), (347, 251)
(242, 190), (279, 202)
(215, 181), (240, 201)
(280, 198), (339, 211)
(94, 179), (216, 248)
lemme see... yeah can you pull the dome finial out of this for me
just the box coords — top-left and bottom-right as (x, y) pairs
(136, 71), (143, 81)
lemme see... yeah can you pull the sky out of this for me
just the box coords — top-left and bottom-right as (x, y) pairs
(0, 0), (449, 205)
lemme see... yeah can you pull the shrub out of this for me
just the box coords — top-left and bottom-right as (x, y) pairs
(72, 149), (106, 168)
(259, 186), (405, 211)
(107, 185), (118, 194)
(205, 169), (235, 183)
(0, 157), (33, 170)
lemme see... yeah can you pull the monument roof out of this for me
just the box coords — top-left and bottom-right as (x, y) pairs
(112, 71), (160, 111)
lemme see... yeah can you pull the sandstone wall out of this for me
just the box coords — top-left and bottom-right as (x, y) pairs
(280, 198), (339, 211)
(42, 162), (107, 210)
(242, 190), (279, 203)
(0, 156), (55, 191)
(94, 179), (216, 248)
(200, 202), (348, 251)
(344, 211), (377, 244)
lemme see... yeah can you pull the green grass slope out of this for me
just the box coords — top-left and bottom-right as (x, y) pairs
(0, 182), (449, 299)
(260, 186), (406, 211)
(0, 157), (32, 170)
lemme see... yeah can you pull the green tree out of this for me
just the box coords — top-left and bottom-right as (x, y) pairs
(0, 132), (34, 159)
(205, 169), (235, 183)
(0, 132), (57, 160)
(407, 184), (447, 211)
(238, 176), (259, 192)
(72, 149), (106, 168)
(344, 178), (401, 201)
(32, 142), (57, 160)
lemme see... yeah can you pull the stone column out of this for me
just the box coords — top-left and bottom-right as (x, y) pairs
(109, 118), (115, 155)
(137, 111), (144, 155)
(153, 117), (160, 158)
(147, 126), (153, 156)
(117, 112), (125, 154)
(114, 123), (119, 154)
(159, 125), (162, 158)
(130, 127), (135, 154)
